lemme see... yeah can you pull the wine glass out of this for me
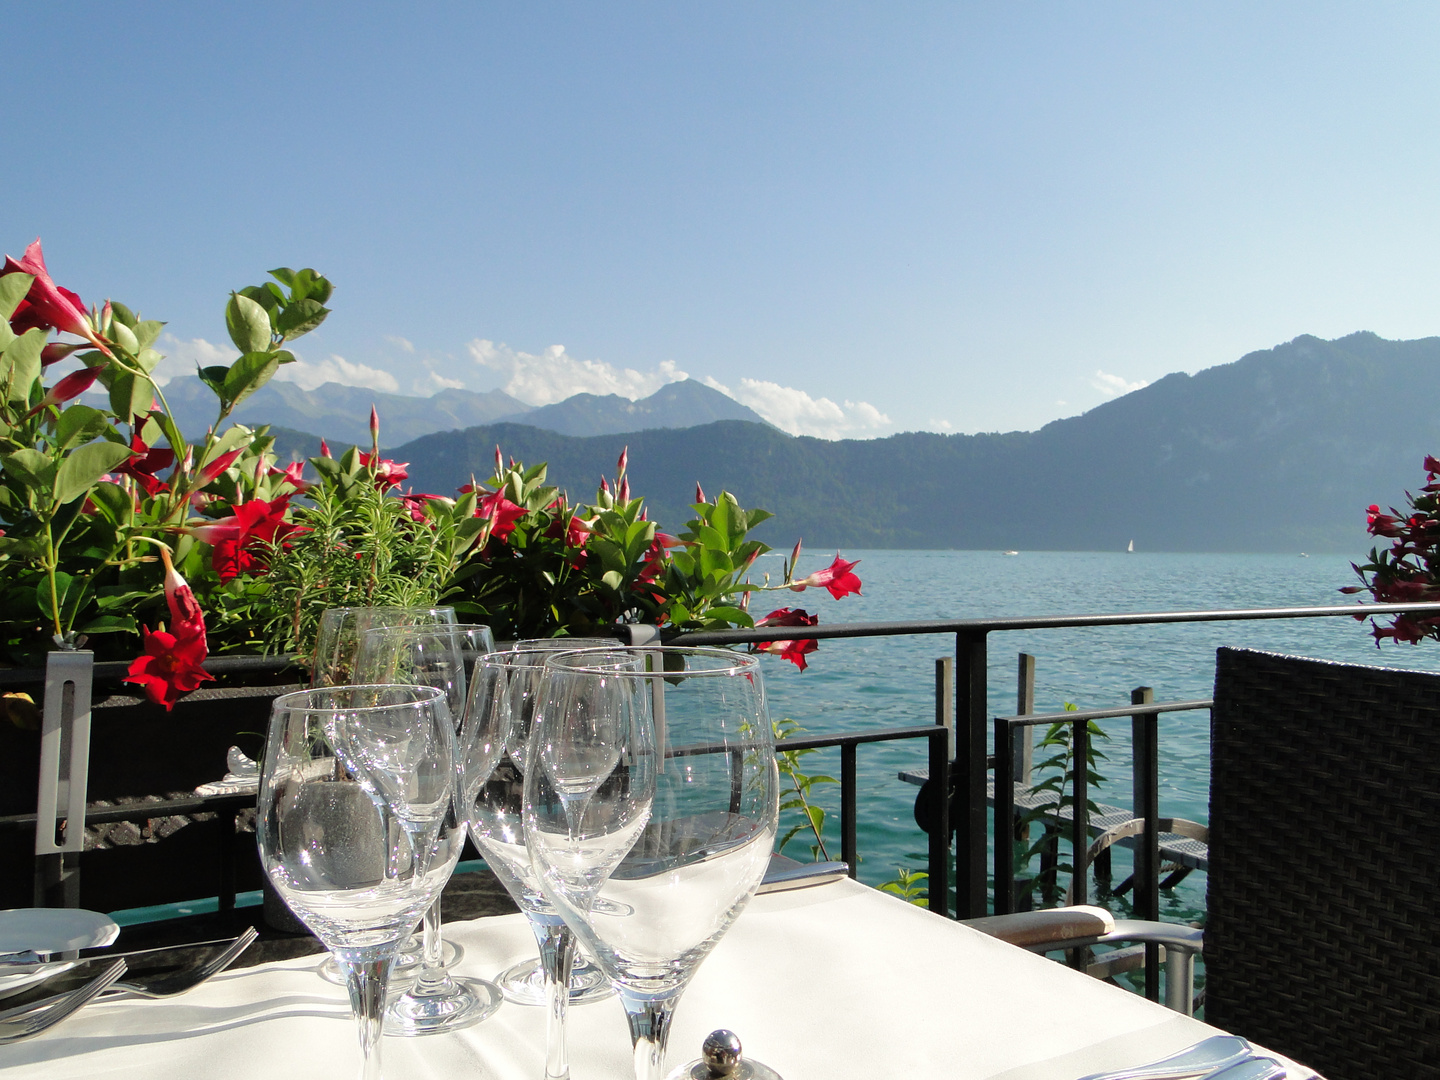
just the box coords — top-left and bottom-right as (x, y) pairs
(310, 605), (456, 687)
(496, 637), (622, 1005)
(462, 649), (641, 1080)
(257, 684), (462, 1080)
(355, 623), (502, 1034)
(523, 647), (781, 1080)
(308, 605), (457, 987)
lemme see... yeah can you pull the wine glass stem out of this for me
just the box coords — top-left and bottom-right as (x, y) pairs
(622, 992), (682, 1080)
(413, 897), (448, 993)
(343, 955), (392, 1080)
(535, 919), (577, 1080)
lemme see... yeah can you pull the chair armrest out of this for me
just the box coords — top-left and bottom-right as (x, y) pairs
(965, 905), (1116, 949)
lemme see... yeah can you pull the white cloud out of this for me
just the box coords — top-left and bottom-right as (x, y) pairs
(703, 375), (892, 440)
(385, 335), (416, 353)
(154, 334), (232, 386)
(412, 369), (465, 395)
(274, 353), (400, 394)
(1090, 370), (1149, 398)
(925, 418), (955, 432)
(467, 339), (687, 406)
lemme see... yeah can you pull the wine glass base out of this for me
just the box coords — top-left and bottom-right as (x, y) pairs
(496, 956), (614, 1005)
(384, 976), (503, 1036)
(317, 938), (464, 986)
(666, 1058), (784, 1080)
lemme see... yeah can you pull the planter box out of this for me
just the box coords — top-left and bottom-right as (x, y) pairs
(0, 678), (298, 911)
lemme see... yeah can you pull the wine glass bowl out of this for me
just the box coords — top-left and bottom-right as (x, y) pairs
(523, 647), (780, 1080)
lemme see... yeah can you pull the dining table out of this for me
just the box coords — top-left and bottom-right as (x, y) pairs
(0, 878), (1317, 1079)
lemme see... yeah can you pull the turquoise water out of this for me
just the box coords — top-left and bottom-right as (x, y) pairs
(756, 549), (1440, 912)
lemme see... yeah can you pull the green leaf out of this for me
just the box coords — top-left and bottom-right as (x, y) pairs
(2, 448), (56, 491)
(55, 405), (110, 451)
(133, 347), (163, 374)
(77, 614), (137, 635)
(108, 301), (138, 328)
(222, 351), (280, 408)
(3, 327), (46, 403)
(205, 423), (254, 463)
(197, 364), (228, 396)
(601, 570), (624, 591)
(55, 440), (134, 505)
(133, 320), (165, 351)
(0, 272), (34, 321)
(109, 321), (139, 354)
(107, 372), (155, 423)
(225, 292), (273, 354)
(37, 571), (74, 621)
(275, 298), (329, 341)
(86, 481), (133, 525)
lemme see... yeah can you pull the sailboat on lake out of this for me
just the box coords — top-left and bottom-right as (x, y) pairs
(1127, 539), (1134, 553)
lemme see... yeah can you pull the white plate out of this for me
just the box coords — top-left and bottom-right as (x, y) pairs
(0, 960), (75, 999)
(0, 908), (119, 955)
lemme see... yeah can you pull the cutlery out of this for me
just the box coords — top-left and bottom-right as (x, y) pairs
(0, 959), (126, 1044)
(1205, 1058), (1288, 1080)
(11, 928), (260, 1004)
(1075, 1036), (1256, 1080)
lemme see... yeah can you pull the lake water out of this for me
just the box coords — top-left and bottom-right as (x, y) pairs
(755, 549), (1440, 915)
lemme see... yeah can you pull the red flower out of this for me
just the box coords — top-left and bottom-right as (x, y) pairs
(753, 607), (820, 671)
(192, 447), (246, 492)
(116, 434), (176, 496)
(358, 451), (409, 490)
(40, 342), (86, 367)
(567, 514), (595, 548)
(268, 459), (312, 493)
(398, 491), (446, 523)
(124, 548), (212, 710)
(195, 497), (300, 581)
(478, 489), (527, 541)
(1, 240), (111, 355)
(124, 626), (214, 709)
(789, 554), (862, 600)
(26, 363), (106, 417)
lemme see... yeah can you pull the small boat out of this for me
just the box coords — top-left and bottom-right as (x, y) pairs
(1002, 550), (1019, 556)
(1127, 540), (1134, 553)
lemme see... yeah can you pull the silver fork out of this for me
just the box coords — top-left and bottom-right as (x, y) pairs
(0, 959), (126, 1044)
(105, 926), (259, 998)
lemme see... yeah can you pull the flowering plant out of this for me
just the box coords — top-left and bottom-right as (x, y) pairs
(0, 239), (330, 703)
(1344, 455), (1440, 644)
(0, 239), (860, 711)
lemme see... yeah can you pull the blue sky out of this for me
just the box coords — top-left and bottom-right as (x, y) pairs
(10, 3), (1440, 437)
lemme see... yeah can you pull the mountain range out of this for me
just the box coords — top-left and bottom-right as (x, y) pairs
(378, 332), (1440, 554)
(155, 376), (762, 445)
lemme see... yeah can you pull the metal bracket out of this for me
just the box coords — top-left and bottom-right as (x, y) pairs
(34, 650), (94, 907)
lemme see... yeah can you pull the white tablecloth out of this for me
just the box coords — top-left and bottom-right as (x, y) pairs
(0, 880), (1314, 1079)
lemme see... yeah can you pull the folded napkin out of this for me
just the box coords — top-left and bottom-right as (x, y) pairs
(194, 746), (260, 797)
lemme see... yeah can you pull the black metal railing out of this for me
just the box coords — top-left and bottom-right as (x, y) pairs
(675, 600), (1440, 919)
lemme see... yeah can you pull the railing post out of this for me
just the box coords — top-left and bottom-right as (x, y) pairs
(927, 725), (950, 916)
(992, 713), (1015, 915)
(1014, 653), (1035, 785)
(954, 630), (988, 918)
(1131, 685), (1160, 1000)
(34, 650), (94, 908)
(840, 743), (857, 879)
(935, 656), (955, 760)
(1071, 715), (1089, 908)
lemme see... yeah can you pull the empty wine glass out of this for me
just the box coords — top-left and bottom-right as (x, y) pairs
(461, 649), (639, 1080)
(356, 623), (501, 1035)
(309, 605), (456, 987)
(524, 647), (781, 1080)
(310, 605), (456, 687)
(257, 684), (462, 1080)
(495, 637), (622, 1006)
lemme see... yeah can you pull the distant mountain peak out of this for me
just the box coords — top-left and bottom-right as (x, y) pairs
(496, 378), (770, 437)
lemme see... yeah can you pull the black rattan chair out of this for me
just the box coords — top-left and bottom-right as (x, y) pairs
(1206, 646), (1440, 1079)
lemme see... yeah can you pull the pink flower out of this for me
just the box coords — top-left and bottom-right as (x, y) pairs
(789, 554), (862, 600)
(268, 460), (312, 493)
(1, 240), (111, 355)
(358, 451), (408, 490)
(753, 607), (820, 671)
(192, 447), (245, 491)
(567, 514), (595, 547)
(478, 489), (527, 541)
(26, 363), (106, 417)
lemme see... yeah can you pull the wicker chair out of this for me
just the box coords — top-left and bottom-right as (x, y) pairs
(1206, 646), (1440, 1079)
